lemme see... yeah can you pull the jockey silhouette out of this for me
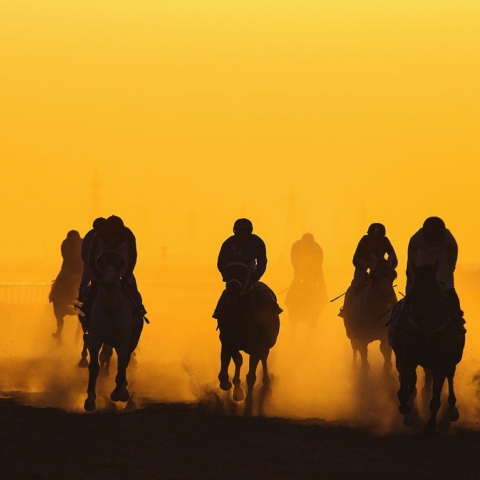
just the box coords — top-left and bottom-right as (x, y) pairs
(213, 218), (282, 321)
(406, 216), (464, 323)
(80, 215), (146, 332)
(290, 233), (324, 284)
(339, 223), (398, 318)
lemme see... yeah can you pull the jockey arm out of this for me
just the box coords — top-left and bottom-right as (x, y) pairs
(87, 232), (101, 278)
(121, 229), (137, 285)
(384, 237), (399, 269)
(217, 240), (230, 281)
(406, 235), (419, 290)
(352, 237), (369, 272)
(438, 235), (458, 286)
(251, 237), (267, 282)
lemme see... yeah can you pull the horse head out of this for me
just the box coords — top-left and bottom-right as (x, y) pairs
(411, 264), (440, 293)
(408, 264), (449, 332)
(96, 251), (125, 288)
(225, 262), (251, 297)
(369, 261), (397, 299)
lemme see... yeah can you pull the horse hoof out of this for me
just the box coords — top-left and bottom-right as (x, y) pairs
(111, 389), (129, 402)
(233, 387), (245, 402)
(84, 398), (96, 411)
(78, 359), (89, 368)
(448, 407), (460, 422)
(403, 414), (415, 427)
(219, 381), (232, 391)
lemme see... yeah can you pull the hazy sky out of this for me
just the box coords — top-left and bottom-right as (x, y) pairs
(1, 0), (480, 274)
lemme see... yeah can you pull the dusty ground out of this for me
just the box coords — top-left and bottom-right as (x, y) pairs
(1, 392), (480, 480)
(2, 267), (480, 479)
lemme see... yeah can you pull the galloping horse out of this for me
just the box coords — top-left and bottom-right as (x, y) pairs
(285, 277), (327, 334)
(49, 271), (82, 341)
(84, 251), (144, 411)
(217, 262), (280, 410)
(342, 262), (397, 375)
(389, 264), (464, 430)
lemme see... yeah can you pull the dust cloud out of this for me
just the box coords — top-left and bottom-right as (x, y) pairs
(1, 261), (480, 435)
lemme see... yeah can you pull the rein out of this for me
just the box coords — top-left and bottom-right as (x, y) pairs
(96, 266), (125, 313)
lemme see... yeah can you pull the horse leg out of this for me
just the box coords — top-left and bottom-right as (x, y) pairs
(51, 309), (64, 341)
(425, 372), (446, 431)
(218, 344), (233, 391)
(84, 338), (102, 411)
(78, 333), (89, 368)
(357, 342), (369, 377)
(246, 354), (261, 401)
(398, 365), (417, 416)
(379, 340), (392, 375)
(351, 340), (358, 371)
(100, 344), (114, 376)
(111, 345), (130, 402)
(446, 369), (459, 422)
(231, 351), (244, 401)
(260, 354), (272, 398)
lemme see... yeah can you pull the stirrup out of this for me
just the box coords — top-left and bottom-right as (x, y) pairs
(73, 300), (86, 317)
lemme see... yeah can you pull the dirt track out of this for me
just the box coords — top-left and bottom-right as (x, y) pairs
(2, 270), (480, 479)
(1, 394), (480, 480)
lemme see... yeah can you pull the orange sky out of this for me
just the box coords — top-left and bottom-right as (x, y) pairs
(1, 0), (480, 275)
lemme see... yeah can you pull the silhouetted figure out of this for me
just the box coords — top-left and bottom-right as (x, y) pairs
(339, 223), (398, 318)
(388, 264), (464, 431)
(78, 217), (106, 304)
(59, 230), (83, 277)
(81, 215), (146, 332)
(291, 233), (324, 283)
(213, 218), (282, 321)
(49, 230), (83, 340)
(406, 216), (464, 322)
(286, 233), (327, 333)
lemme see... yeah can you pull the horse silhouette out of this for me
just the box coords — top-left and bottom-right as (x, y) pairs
(389, 264), (465, 430)
(84, 251), (144, 411)
(49, 271), (82, 342)
(285, 277), (327, 334)
(216, 262), (280, 412)
(342, 262), (397, 375)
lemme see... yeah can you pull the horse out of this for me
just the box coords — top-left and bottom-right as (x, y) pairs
(216, 262), (280, 412)
(389, 264), (464, 430)
(48, 269), (111, 369)
(49, 271), (82, 342)
(84, 251), (144, 412)
(285, 276), (327, 335)
(342, 262), (398, 376)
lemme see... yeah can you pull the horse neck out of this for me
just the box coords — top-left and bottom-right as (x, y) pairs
(371, 279), (395, 302)
(97, 281), (124, 312)
(411, 284), (442, 310)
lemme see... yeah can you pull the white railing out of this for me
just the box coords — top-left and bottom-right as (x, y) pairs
(0, 282), (52, 305)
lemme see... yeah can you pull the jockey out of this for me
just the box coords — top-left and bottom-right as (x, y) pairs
(59, 230), (83, 278)
(77, 217), (106, 305)
(290, 233), (324, 284)
(81, 215), (146, 330)
(406, 216), (464, 322)
(338, 223), (398, 318)
(213, 218), (282, 320)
